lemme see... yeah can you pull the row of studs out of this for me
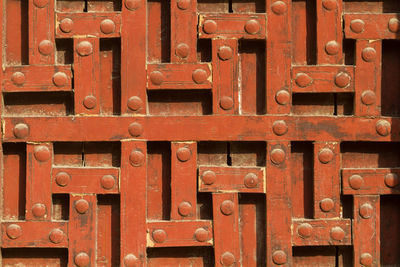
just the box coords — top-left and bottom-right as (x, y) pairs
(357, 201), (375, 267)
(202, 19), (261, 35)
(10, 71), (68, 87)
(350, 18), (400, 34)
(151, 227), (210, 244)
(201, 171), (260, 189)
(149, 68), (209, 85)
(295, 72), (351, 89)
(6, 224), (65, 243)
(297, 223), (347, 242)
(348, 173), (400, 190)
(54, 172), (117, 190)
(59, 18), (116, 35)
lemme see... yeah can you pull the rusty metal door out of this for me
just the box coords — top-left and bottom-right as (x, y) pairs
(1, 0), (400, 266)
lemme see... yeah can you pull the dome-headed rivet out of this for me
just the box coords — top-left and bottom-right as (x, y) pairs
(152, 229), (167, 243)
(75, 199), (90, 214)
(220, 200), (235, 215)
(270, 148), (286, 164)
(349, 174), (364, 190)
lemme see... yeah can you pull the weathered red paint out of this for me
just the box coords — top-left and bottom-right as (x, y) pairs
(1, 0), (400, 266)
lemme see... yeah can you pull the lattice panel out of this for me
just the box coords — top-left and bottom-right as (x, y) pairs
(1, 0), (400, 266)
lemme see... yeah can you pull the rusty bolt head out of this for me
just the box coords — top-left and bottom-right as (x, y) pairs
(175, 43), (189, 59)
(194, 228), (209, 242)
(360, 253), (373, 266)
(376, 120), (391, 136)
(152, 229), (167, 243)
(220, 96), (234, 110)
(203, 20), (217, 34)
(177, 0), (190, 9)
(83, 95), (97, 109)
(295, 73), (313, 87)
(318, 148), (334, 164)
(359, 203), (373, 219)
(202, 170), (216, 185)
(271, 1), (287, 15)
(6, 224), (22, 239)
(270, 148), (286, 164)
(101, 175), (116, 190)
(75, 199), (90, 214)
(192, 69), (208, 84)
(176, 147), (192, 162)
(149, 71), (164, 85)
(127, 96), (143, 111)
(335, 72), (351, 88)
(272, 120), (288, 136)
(124, 254), (139, 267)
(350, 19), (365, 33)
(75, 252), (90, 267)
(322, 0), (337, 10)
(76, 41), (93, 56)
(244, 173), (259, 188)
(275, 90), (290, 105)
(52, 72), (68, 87)
(55, 172), (71, 187)
(38, 40), (54, 56)
(49, 228), (65, 244)
(13, 123), (29, 139)
(220, 251), (235, 266)
(325, 41), (340, 55)
(11, 71), (25, 85)
(218, 46), (233, 60)
(59, 18), (74, 33)
(388, 18), (400, 33)
(297, 223), (313, 238)
(129, 150), (145, 167)
(32, 203), (47, 218)
(349, 174), (364, 190)
(178, 201), (192, 217)
(34, 145), (51, 162)
(384, 173), (399, 188)
(220, 200), (235, 215)
(272, 250), (287, 265)
(330, 226), (345, 241)
(361, 90), (376, 105)
(100, 19), (115, 34)
(362, 47), (376, 62)
(125, 0), (141, 10)
(33, 0), (49, 8)
(320, 198), (335, 212)
(128, 122), (143, 137)
(244, 19), (260, 34)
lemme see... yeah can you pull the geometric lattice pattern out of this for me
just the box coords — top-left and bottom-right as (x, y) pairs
(1, 0), (400, 266)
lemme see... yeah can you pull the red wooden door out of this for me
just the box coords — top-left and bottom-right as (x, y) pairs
(1, 0), (400, 266)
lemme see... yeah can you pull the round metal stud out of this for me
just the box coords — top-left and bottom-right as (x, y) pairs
(244, 173), (258, 188)
(359, 203), (373, 219)
(128, 122), (143, 137)
(83, 95), (97, 109)
(152, 229), (167, 243)
(75, 199), (89, 214)
(59, 18), (73, 33)
(177, 0), (190, 9)
(297, 223), (313, 238)
(335, 72), (351, 88)
(177, 147), (191, 162)
(74, 252), (90, 267)
(220, 251), (235, 266)
(384, 173), (399, 188)
(125, 0), (141, 10)
(360, 253), (373, 266)
(322, 0), (337, 10)
(244, 19), (260, 34)
(330, 227), (345, 241)
(38, 40), (54, 55)
(129, 150), (145, 167)
(272, 250), (287, 265)
(272, 120), (288, 136)
(49, 228), (65, 244)
(275, 90), (290, 105)
(203, 20), (217, 34)
(11, 72), (25, 85)
(350, 19), (365, 34)
(192, 69), (208, 84)
(318, 148), (334, 164)
(325, 41), (340, 55)
(52, 72), (68, 87)
(13, 123), (29, 139)
(218, 46), (233, 60)
(361, 90), (376, 105)
(202, 170), (216, 185)
(295, 73), (313, 87)
(271, 1), (287, 15)
(270, 148), (286, 164)
(349, 174), (364, 190)
(362, 47), (376, 62)
(376, 120), (391, 136)
(6, 224), (22, 239)
(320, 198), (334, 212)
(101, 175), (116, 190)
(76, 41), (93, 56)
(34, 145), (51, 162)
(175, 43), (189, 59)
(100, 19), (116, 34)
(149, 71), (164, 85)
(220, 200), (234, 216)
(32, 203), (47, 218)
(55, 172), (70, 187)
(124, 254), (139, 267)
(220, 96), (234, 110)
(33, 0), (48, 8)
(388, 18), (400, 33)
(178, 201), (192, 217)
(194, 228), (209, 242)
(127, 96), (143, 111)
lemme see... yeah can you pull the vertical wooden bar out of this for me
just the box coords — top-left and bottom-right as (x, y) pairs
(170, 142), (197, 220)
(316, 0), (343, 64)
(212, 193), (240, 267)
(69, 194), (97, 267)
(353, 196), (380, 267)
(354, 40), (382, 116)
(266, 141), (292, 266)
(170, 0), (197, 63)
(25, 143), (52, 221)
(121, 0), (147, 114)
(313, 142), (340, 218)
(266, 0), (292, 114)
(28, 0), (55, 64)
(74, 37), (101, 115)
(212, 39), (239, 114)
(120, 141), (147, 266)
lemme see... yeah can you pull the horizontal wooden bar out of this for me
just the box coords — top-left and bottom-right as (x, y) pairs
(147, 63), (212, 89)
(342, 168), (400, 195)
(52, 167), (119, 194)
(146, 220), (213, 247)
(344, 13), (400, 40)
(56, 12), (121, 38)
(292, 219), (352, 246)
(2, 221), (68, 248)
(3, 116), (397, 142)
(3, 65), (72, 92)
(198, 166), (265, 193)
(199, 14), (266, 39)
(292, 66), (354, 93)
